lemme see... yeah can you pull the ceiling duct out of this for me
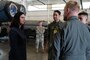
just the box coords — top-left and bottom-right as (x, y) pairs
(37, 0), (45, 5)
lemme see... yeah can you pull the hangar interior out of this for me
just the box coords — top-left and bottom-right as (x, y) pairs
(0, 0), (90, 60)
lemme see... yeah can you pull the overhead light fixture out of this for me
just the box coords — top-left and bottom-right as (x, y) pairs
(83, 2), (90, 9)
(28, 5), (47, 11)
(52, 4), (65, 10)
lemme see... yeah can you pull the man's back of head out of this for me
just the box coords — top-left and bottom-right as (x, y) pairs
(64, 1), (80, 20)
(66, 1), (80, 11)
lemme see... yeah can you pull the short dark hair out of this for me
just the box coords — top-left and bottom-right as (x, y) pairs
(54, 10), (61, 15)
(78, 11), (88, 17)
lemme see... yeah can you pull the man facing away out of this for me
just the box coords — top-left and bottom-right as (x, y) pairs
(52, 1), (90, 60)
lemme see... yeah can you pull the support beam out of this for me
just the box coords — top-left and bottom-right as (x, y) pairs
(47, 4), (52, 23)
(80, 0), (83, 10)
(63, 0), (66, 3)
(37, 0), (45, 5)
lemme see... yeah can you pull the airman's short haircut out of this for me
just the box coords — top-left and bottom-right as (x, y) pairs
(78, 11), (88, 17)
(54, 10), (61, 15)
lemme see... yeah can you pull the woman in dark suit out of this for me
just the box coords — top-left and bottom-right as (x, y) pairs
(9, 12), (27, 60)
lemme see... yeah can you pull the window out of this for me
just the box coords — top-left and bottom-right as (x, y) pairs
(83, 2), (90, 9)
(28, 5), (47, 11)
(52, 4), (65, 10)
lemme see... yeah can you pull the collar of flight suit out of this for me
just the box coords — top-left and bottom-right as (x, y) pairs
(68, 16), (78, 21)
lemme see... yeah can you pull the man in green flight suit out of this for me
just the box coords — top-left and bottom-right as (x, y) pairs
(48, 10), (64, 60)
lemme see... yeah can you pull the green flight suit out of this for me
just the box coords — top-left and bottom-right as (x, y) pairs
(48, 21), (64, 60)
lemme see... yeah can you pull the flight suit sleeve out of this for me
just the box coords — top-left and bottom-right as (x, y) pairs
(47, 24), (52, 48)
(87, 25), (90, 32)
(52, 33), (61, 60)
(85, 29), (90, 60)
(47, 24), (50, 40)
(86, 48), (90, 60)
(82, 25), (90, 60)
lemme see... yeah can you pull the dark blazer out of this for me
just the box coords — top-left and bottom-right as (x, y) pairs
(9, 27), (26, 60)
(52, 16), (90, 60)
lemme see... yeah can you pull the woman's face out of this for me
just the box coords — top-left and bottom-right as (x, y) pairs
(20, 14), (25, 25)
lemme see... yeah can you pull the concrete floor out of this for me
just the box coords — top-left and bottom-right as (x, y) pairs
(0, 40), (48, 60)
